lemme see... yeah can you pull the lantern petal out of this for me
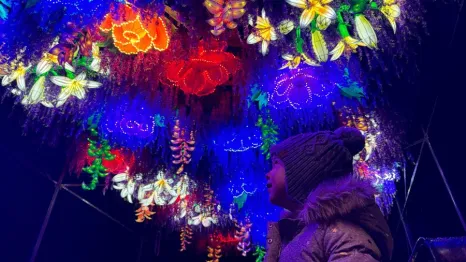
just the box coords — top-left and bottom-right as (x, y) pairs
(204, 0), (224, 14)
(89, 58), (101, 72)
(300, 8), (315, 28)
(112, 25), (131, 45)
(17, 75), (26, 91)
(315, 5), (336, 20)
(56, 87), (72, 107)
(260, 40), (269, 56)
(41, 101), (54, 108)
(207, 17), (223, 27)
(28, 76), (46, 103)
(114, 41), (139, 55)
(285, 0), (307, 9)
(381, 5), (400, 33)
(226, 21), (238, 29)
(50, 76), (72, 87)
(282, 54), (294, 61)
(329, 41), (345, 61)
(142, 16), (158, 39)
(247, 33), (261, 44)
(133, 34), (152, 53)
(152, 18), (170, 51)
(72, 86), (86, 100)
(86, 81), (102, 89)
(355, 15), (378, 48)
(36, 60), (52, 75)
(231, 7), (246, 19)
(100, 14), (114, 32)
(2, 72), (17, 86)
(75, 72), (86, 81)
(311, 30), (328, 62)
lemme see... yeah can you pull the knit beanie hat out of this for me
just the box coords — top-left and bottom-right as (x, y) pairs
(270, 127), (365, 203)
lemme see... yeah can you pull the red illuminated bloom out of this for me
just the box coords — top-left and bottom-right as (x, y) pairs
(164, 40), (240, 96)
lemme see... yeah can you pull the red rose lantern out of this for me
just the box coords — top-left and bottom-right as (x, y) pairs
(164, 40), (240, 96)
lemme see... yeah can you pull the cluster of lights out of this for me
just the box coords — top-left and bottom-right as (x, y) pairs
(269, 69), (333, 110)
(41, 0), (109, 13)
(100, 100), (165, 148)
(342, 109), (401, 215)
(106, 115), (156, 138)
(223, 127), (262, 152)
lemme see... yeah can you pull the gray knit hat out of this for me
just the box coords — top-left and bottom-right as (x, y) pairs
(270, 127), (365, 203)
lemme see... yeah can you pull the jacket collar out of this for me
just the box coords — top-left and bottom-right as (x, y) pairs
(298, 175), (376, 225)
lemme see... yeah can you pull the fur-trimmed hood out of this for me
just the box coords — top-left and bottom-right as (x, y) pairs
(299, 175), (377, 225)
(275, 175), (393, 261)
(286, 175), (393, 260)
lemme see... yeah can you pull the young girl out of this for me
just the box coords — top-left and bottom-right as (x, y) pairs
(265, 127), (393, 262)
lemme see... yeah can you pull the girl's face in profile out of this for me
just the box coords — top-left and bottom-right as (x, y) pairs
(266, 156), (287, 207)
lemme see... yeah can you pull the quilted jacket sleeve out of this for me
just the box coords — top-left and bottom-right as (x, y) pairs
(323, 220), (382, 262)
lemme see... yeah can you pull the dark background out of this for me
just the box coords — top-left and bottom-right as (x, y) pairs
(1, 1), (465, 261)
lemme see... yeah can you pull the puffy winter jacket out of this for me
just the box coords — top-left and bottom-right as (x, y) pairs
(265, 175), (393, 262)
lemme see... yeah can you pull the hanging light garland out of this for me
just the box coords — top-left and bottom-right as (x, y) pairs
(82, 126), (116, 190)
(170, 119), (196, 174)
(234, 217), (252, 256)
(135, 203), (156, 222)
(204, 0), (246, 36)
(179, 225), (193, 251)
(207, 234), (223, 262)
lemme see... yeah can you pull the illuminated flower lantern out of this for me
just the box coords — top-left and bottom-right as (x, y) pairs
(269, 68), (333, 110)
(164, 40), (240, 96)
(100, 4), (170, 54)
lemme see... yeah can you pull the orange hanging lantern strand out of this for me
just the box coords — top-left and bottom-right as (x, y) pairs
(164, 40), (240, 96)
(135, 204), (156, 222)
(170, 120), (196, 174)
(179, 225), (193, 252)
(100, 4), (170, 55)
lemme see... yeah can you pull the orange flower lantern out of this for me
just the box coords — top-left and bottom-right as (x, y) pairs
(164, 40), (240, 96)
(100, 4), (170, 55)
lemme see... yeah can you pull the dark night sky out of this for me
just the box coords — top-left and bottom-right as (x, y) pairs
(1, 1), (465, 261)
